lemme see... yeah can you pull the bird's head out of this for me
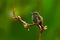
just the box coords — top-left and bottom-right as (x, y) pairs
(32, 12), (40, 16)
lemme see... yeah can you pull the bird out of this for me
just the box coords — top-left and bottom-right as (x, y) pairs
(32, 12), (47, 32)
(32, 12), (43, 24)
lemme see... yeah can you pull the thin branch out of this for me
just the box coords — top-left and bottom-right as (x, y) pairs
(12, 8), (35, 29)
(15, 16), (35, 28)
(39, 32), (42, 40)
(12, 8), (47, 40)
(38, 25), (47, 40)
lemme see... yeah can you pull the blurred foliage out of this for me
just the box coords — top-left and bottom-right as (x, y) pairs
(0, 0), (60, 40)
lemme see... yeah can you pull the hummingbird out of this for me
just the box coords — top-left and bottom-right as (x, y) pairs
(32, 12), (47, 32)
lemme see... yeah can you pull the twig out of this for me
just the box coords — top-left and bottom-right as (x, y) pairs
(12, 8), (47, 40)
(12, 8), (35, 29)
(39, 32), (42, 40)
(37, 25), (43, 40)
(38, 25), (47, 40)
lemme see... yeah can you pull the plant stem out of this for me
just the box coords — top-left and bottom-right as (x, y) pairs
(39, 31), (43, 40)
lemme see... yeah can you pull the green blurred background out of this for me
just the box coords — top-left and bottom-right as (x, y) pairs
(0, 0), (60, 40)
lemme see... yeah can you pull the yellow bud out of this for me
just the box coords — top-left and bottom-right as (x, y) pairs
(43, 26), (47, 30)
